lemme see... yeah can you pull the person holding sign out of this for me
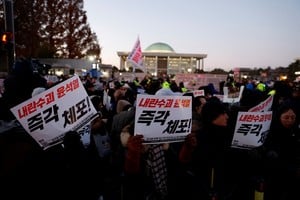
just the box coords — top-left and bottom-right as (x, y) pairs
(119, 121), (170, 200)
(118, 94), (193, 200)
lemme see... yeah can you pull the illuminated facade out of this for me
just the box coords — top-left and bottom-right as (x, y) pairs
(117, 42), (207, 76)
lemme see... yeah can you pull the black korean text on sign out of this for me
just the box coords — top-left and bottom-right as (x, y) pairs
(237, 123), (263, 136)
(137, 110), (170, 126)
(163, 119), (191, 134)
(258, 130), (269, 144)
(153, 110), (170, 125)
(137, 110), (156, 125)
(27, 104), (59, 132)
(63, 97), (91, 128)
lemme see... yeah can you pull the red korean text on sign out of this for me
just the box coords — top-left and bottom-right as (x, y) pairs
(18, 91), (55, 119)
(56, 78), (80, 99)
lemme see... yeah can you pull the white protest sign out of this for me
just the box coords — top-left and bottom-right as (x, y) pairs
(193, 89), (205, 97)
(248, 95), (273, 112)
(135, 94), (192, 144)
(10, 75), (97, 149)
(223, 85), (244, 103)
(231, 111), (272, 149)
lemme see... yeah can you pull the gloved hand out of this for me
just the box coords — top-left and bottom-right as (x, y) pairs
(124, 135), (144, 174)
(127, 135), (144, 154)
(179, 133), (197, 163)
(184, 133), (197, 149)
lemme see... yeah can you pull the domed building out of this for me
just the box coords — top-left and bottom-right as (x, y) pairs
(117, 42), (207, 76)
(145, 42), (175, 53)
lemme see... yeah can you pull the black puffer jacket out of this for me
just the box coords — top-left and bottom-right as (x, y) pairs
(182, 124), (254, 200)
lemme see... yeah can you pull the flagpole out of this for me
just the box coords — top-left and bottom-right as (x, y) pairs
(133, 64), (136, 80)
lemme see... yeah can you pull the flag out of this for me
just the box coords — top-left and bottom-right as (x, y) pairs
(127, 37), (144, 72)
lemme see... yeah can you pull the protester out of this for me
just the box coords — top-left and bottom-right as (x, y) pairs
(111, 85), (193, 200)
(4, 59), (298, 200)
(179, 97), (254, 200)
(0, 59), (65, 199)
(120, 121), (183, 200)
(89, 95), (116, 199)
(263, 102), (300, 200)
(0, 58), (47, 120)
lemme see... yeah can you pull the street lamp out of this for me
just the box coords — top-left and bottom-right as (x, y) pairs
(88, 55), (95, 62)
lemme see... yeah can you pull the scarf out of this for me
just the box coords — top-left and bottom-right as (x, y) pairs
(147, 144), (168, 198)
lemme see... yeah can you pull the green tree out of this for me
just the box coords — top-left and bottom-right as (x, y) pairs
(14, 0), (46, 57)
(39, 0), (67, 58)
(287, 59), (300, 81)
(12, 0), (101, 59)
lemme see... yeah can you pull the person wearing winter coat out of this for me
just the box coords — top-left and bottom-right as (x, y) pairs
(263, 101), (300, 200)
(179, 97), (254, 200)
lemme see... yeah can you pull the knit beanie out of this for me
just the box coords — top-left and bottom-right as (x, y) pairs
(116, 100), (132, 114)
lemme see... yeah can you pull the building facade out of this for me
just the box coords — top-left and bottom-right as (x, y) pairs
(117, 42), (207, 76)
(38, 58), (114, 79)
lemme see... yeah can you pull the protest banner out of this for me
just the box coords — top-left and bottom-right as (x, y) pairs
(10, 75), (97, 149)
(134, 94), (192, 144)
(193, 89), (205, 97)
(248, 95), (273, 112)
(222, 85), (244, 103)
(231, 111), (272, 149)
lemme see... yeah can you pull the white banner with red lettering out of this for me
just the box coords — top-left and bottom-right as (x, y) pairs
(248, 95), (273, 112)
(135, 94), (192, 144)
(10, 75), (97, 149)
(231, 111), (272, 149)
(193, 89), (205, 97)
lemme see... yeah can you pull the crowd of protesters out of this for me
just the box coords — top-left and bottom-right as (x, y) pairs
(0, 58), (300, 200)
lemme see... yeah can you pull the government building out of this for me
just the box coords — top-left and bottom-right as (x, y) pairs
(117, 42), (207, 76)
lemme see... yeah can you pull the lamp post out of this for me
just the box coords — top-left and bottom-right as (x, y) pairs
(3, 0), (15, 72)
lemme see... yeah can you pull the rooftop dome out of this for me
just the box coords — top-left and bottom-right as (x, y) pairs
(144, 42), (175, 53)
